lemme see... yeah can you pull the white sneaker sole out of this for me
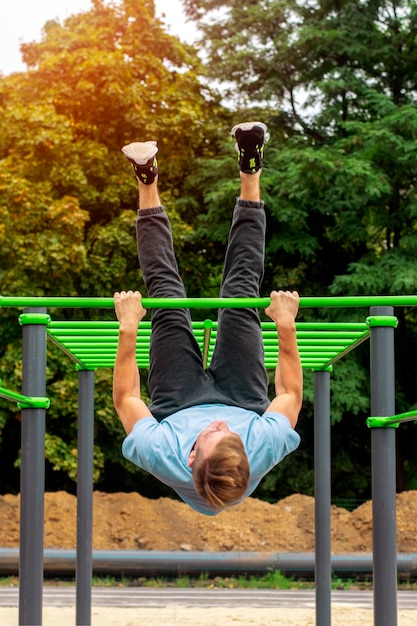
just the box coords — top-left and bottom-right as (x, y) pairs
(230, 121), (269, 140)
(121, 141), (158, 165)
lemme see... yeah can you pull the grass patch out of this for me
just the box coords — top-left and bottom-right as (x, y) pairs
(111, 571), (315, 590)
(3, 571), (417, 590)
(0, 576), (18, 587)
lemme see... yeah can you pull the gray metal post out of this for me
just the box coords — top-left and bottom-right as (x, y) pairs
(369, 306), (398, 626)
(19, 309), (48, 625)
(76, 369), (95, 626)
(314, 369), (332, 626)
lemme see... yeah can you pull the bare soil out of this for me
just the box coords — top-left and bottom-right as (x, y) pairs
(1, 490), (417, 552)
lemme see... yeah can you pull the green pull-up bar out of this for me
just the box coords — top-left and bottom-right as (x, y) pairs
(2, 294), (417, 309)
(0, 379), (50, 409)
(367, 410), (417, 428)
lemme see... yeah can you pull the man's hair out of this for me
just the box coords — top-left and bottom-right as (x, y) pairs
(192, 432), (250, 512)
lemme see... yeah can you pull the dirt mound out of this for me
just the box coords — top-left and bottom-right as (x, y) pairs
(1, 491), (416, 553)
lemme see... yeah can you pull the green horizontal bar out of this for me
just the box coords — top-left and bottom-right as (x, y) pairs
(58, 337), (119, 343)
(0, 386), (50, 409)
(49, 330), (121, 337)
(70, 350), (118, 355)
(299, 349), (340, 356)
(296, 331), (365, 339)
(302, 356), (335, 361)
(2, 294), (417, 309)
(79, 363), (122, 368)
(50, 321), (153, 330)
(297, 340), (352, 346)
(294, 322), (368, 330)
(367, 410), (417, 428)
(1, 296), (115, 309)
(263, 322), (369, 331)
(50, 322), (121, 330)
(266, 343), (346, 352)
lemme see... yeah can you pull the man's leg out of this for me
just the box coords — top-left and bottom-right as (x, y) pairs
(123, 142), (208, 419)
(208, 124), (270, 414)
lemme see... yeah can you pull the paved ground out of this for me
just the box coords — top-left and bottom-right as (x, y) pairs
(1, 587), (417, 609)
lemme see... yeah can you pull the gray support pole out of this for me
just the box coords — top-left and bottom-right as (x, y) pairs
(314, 369), (332, 626)
(19, 309), (48, 626)
(369, 306), (398, 626)
(76, 369), (95, 626)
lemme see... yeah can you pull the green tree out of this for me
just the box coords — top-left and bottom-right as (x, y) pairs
(2, 0), (219, 218)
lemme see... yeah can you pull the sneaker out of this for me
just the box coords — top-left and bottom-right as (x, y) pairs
(230, 122), (269, 174)
(121, 141), (158, 184)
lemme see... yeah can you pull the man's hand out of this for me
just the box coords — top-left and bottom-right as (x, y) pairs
(114, 290), (147, 329)
(265, 290), (300, 327)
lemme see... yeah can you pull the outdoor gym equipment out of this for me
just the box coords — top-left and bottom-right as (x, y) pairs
(0, 294), (414, 626)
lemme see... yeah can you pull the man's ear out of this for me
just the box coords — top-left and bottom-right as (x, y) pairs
(188, 449), (196, 468)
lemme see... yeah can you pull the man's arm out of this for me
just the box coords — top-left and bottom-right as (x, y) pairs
(265, 290), (303, 428)
(113, 290), (153, 435)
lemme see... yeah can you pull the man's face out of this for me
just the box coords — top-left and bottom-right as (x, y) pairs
(188, 421), (230, 468)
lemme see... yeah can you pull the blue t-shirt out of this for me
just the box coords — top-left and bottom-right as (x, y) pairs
(122, 403), (300, 516)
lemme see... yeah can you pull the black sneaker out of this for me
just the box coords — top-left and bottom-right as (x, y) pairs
(121, 141), (158, 184)
(230, 122), (269, 174)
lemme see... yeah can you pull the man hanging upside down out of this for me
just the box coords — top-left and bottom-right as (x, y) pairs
(113, 122), (303, 515)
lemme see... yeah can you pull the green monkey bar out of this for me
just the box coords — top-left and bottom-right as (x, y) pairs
(0, 294), (388, 371)
(2, 294), (410, 372)
(0, 292), (411, 373)
(45, 319), (370, 371)
(0, 293), (409, 371)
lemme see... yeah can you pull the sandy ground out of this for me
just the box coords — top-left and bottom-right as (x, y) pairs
(0, 606), (416, 625)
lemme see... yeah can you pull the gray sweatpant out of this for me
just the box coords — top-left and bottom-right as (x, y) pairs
(136, 199), (269, 421)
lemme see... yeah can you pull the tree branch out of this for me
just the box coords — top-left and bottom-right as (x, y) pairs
(289, 87), (325, 143)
